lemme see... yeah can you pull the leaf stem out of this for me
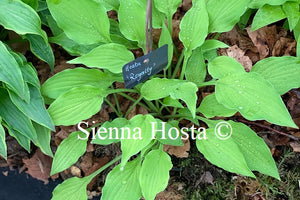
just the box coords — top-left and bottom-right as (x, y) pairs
(167, 15), (173, 35)
(179, 55), (189, 80)
(113, 93), (121, 115)
(125, 96), (143, 118)
(118, 93), (151, 111)
(104, 98), (122, 117)
(87, 155), (122, 182)
(144, 99), (160, 113)
(171, 52), (184, 79)
(197, 80), (217, 87)
(107, 88), (138, 94)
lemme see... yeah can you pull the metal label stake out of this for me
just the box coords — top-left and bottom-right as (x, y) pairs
(145, 0), (153, 54)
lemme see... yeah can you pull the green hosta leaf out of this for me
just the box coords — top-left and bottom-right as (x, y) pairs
(42, 68), (116, 100)
(22, 63), (40, 88)
(185, 47), (206, 85)
(159, 24), (173, 69)
(198, 93), (237, 118)
(179, 0), (209, 51)
(178, 108), (199, 125)
(294, 19), (300, 42)
(33, 122), (53, 157)
(51, 131), (87, 175)
(101, 158), (142, 200)
(98, 0), (120, 11)
(201, 39), (229, 52)
(110, 34), (139, 50)
(9, 84), (55, 131)
(0, 0), (44, 37)
(22, 0), (38, 9)
(282, 2), (300, 31)
(51, 176), (90, 200)
(238, 8), (253, 29)
(5, 125), (31, 152)
(47, 0), (111, 45)
(251, 5), (286, 31)
(203, 49), (218, 62)
(251, 56), (300, 95)
(162, 97), (184, 108)
(0, 123), (7, 160)
(118, 0), (164, 51)
(37, 0), (48, 11)
(108, 18), (138, 49)
(0, 42), (27, 101)
(24, 34), (55, 70)
(208, 56), (245, 79)
(48, 85), (106, 126)
(10, 52), (40, 88)
(153, 0), (182, 18)
(141, 78), (198, 118)
(140, 149), (172, 200)
(0, 88), (37, 142)
(118, 0), (145, 49)
(229, 121), (280, 179)
(215, 72), (297, 128)
(49, 32), (99, 56)
(196, 128), (255, 178)
(91, 118), (129, 145)
(249, 0), (288, 8)
(199, 119), (280, 179)
(68, 43), (134, 74)
(121, 115), (155, 167)
(206, 0), (249, 33)
(110, 19), (123, 35)
(154, 119), (184, 146)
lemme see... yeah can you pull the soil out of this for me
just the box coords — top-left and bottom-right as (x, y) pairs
(1, 1), (300, 200)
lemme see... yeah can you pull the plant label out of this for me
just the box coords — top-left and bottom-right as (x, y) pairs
(122, 45), (168, 88)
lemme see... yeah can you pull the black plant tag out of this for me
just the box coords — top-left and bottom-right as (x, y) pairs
(122, 44), (168, 89)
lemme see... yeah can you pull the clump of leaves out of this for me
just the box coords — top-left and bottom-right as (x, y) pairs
(0, 0), (55, 159)
(30, 0), (300, 199)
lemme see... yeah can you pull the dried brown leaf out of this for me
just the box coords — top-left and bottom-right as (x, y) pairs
(70, 166), (82, 178)
(290, 142), (300, 152)
(22, 149), (52, 184)
(227, 45), (252, 71)
(164, 139), (190, 158)
(272, 37), (296, 56)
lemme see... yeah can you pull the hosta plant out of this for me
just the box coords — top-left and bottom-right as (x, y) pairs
(38, 0), (300, 199)
(0, 0), (55, 159)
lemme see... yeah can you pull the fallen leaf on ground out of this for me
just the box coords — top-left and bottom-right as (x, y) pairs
(86, 157), (110, 190)
(70, 166), (82, 178)
(80, 152), (93, 175)
(253, 195), (266, 200)
(181, 0), (192, 12)
(86, 141), (95, 153)
(290, 142), (300, 152)
(196, 171), (214, 186)
(227, 45), (252, 71)
(155, 181), (184, 200)
(22, 149), (52, 184)
(272, 37), (296, 56)
(164, 139), (190, 158)
(246, 26), (279, 59)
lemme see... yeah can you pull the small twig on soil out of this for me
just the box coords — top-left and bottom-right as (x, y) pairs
(145, 0), (153, 54)
(238, 119), (300, 141)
